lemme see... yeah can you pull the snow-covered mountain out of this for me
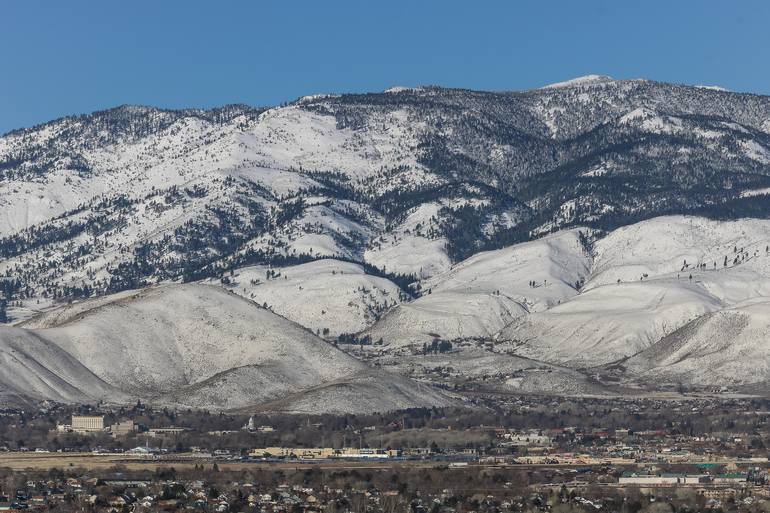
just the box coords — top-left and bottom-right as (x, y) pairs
(0, 284), (457, 413)
(4, 77), (770, 305)
(3, 76), (770, 405)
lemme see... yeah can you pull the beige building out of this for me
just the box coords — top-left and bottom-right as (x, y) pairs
(147, 427), (188, 437)
(72, 415), (106, 433)
(249, 447), (398, 459)
(251, 447), (336, 459)
(110, 420), (136, 436)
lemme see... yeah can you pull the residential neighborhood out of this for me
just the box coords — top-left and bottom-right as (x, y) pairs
(0, 398), (767, 510)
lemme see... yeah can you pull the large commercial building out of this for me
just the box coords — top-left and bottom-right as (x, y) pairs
(618, 473), (747, 486)
(71, 415), (106, 433)
(249, 447), (399, 459)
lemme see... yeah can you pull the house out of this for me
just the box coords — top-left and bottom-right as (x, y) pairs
(614, 428), (630, 438)
(108, 496), (127, 507)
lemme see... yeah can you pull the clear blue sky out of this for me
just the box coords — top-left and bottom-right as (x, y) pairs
(2, 0), (769, 134)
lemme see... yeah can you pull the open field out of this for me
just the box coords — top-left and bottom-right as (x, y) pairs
(0, 452), (156, 471)
(0, 452), (476, 471)
(0, 452), (623, 472)
(0, 451), (756, 473)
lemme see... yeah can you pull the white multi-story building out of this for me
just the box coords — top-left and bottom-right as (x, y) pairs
(71, 415), (106, 432)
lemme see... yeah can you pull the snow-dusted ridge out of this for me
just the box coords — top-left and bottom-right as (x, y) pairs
(539, 74), (614, 89)
(695, 84), (730, 92)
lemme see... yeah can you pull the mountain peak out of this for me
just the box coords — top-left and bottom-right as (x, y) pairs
(539, 74), (615, 89)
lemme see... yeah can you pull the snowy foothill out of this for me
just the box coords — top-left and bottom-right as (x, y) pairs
(0, 284), (457, 412)
(366, 215), (770, 393)
(214, 259), (404, 337)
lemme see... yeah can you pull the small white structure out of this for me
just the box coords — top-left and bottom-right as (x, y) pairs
(243, 416), (256, 431)
(619, 473), (707, 485)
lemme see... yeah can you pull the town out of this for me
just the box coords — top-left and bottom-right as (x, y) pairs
(0, 397), (768, 510)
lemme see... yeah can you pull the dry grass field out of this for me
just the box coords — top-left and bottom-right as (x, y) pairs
(0, 452), (442, 471)
(0, 452), (154, 471)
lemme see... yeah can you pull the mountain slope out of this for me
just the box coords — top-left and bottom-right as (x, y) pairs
(1, 284), (457, 412)
(500, 279), (724, 367)
(365, 229), (590, 348)
(0, 326), (123, 405)
(621, 299), (770, 388)
(210, 259), (405, 338)
(493, 216), (770, 387)
(363, 215), (770, 395)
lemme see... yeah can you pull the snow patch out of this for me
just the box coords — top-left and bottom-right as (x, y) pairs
(540, 75), (614, 89)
